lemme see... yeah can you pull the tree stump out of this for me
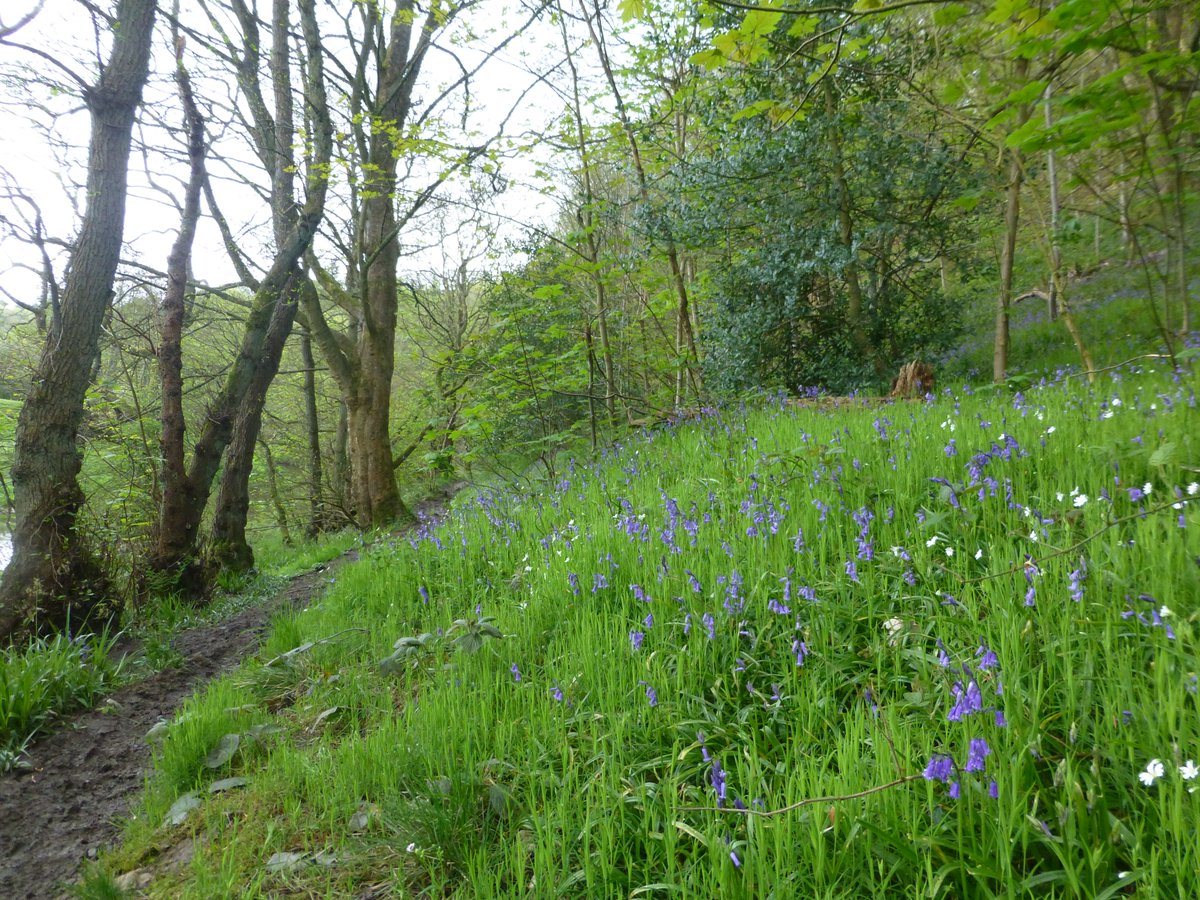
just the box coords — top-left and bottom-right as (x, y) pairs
(889, 361), (935, 399)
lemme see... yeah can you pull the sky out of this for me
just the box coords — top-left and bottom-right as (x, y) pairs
(0, 0), (584, 316)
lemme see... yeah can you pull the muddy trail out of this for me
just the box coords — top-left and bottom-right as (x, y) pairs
(0, 555), (357, 899)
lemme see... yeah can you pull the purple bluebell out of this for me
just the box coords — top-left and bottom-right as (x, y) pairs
(947, 679), (983, 722)
(510, 663), (521, 682)
(703, 613), (716, 640)
(964, 738), (991, 773)
(792, 637), (809, 667)
(710, 759), (727, 805)
(976, 644), (998, 670)
(936, 640), (951, 668)
(923, 753), (954, 783)
(845, 559), (859, 583)
(630, 630), (645, 650)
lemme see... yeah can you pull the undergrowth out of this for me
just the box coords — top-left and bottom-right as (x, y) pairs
(101, 354), (1200, 897)
(0, 630), (122, 771)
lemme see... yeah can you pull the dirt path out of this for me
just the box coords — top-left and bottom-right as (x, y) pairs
(0, 558), (351, 899)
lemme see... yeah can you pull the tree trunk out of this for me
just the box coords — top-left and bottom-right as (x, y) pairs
(994, 57), (1032, 384)
(300, 326), (324, 537)
(260, 439), (292, 545)
(347, 357), (406, 528)
(823, 80), (883, 379)
(579, 0), (700, 406)
(0, 0), (156, 641)
(208, 274), (302, 571)
(558, 9), (616, 425)
(150, 0), (331, 581)
(153, 27), (208, 588)
(1043, 83), (1060, 322)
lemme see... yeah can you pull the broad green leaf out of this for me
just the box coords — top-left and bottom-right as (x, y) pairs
(208, 777), (248, 793)
(787, 15), (818, 38)
(739, 10), (783, 38)
(617, 0), (645, 21)
(203, 733), (240, 769)
(1147, 442), (1176, 469)
(266, 851), (309, 874)
(731, 99), (777, 122)
(164, 793), (201, 826)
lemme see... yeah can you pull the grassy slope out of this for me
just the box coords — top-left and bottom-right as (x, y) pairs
(98, 355), (1200, 897)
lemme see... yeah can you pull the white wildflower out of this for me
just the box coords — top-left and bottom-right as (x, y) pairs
(1073, 494), (1088, 507)
(1139, 759), (1165, 786)
(1181, 760), (1199, 781)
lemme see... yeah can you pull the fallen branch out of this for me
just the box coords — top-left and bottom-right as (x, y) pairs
(678, 773), (924, 818)
(953, 497), (1194, 586)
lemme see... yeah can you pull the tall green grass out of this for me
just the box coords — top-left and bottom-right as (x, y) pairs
(0, 630), (123, 770)
(105, 360), (1199, 897)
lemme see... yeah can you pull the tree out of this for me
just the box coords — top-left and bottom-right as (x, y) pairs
(150, 0), (333, 578)
(0, 0), (157, 641)
(302, 1), (542, 529)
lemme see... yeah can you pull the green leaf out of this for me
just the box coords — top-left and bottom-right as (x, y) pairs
(208, 776), (248, 793)
(265, 851), (309, 874)
(203, 733), (240, 769)
(617, 0), (645, 21)
(787, 15), (819, 38)
(1147, 442), (1176, 469)
(164, 793), (201, 826)
(739, 10), (783, 38)
(731, 99), (777, 123)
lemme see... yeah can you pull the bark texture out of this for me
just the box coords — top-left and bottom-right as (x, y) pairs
(0, 0), (157, 641)
(152, 29), (208, 591)
(150, 0), (331, 579)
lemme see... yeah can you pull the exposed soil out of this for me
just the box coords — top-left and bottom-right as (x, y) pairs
(0, 555), (352, 899)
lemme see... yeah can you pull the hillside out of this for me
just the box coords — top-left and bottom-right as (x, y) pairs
(87, 357), (1200, 897)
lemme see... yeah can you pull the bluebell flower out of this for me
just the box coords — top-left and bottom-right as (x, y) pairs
(630, 630), (645, 650)
(710, 759), (727, 805)
(965, 738), (991, 773)
(510, 663), (521, 682)
(923, 753), (954, 783)
(976, 644), (998, 670)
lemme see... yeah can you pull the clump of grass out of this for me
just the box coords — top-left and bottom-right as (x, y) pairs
(252, 528), (363, 578)
(0, 630), (123, 770)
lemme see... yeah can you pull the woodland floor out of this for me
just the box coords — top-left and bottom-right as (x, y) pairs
(0, 557), (357, 899)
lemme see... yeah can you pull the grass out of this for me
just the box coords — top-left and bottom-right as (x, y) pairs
(0, 629), (123, 771)
(251, 527), (364, 578)
(96, 353), (1200, 897)
(0, 530), (357, 773)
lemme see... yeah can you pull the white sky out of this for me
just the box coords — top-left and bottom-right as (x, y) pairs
(0, 0), (597, 313)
